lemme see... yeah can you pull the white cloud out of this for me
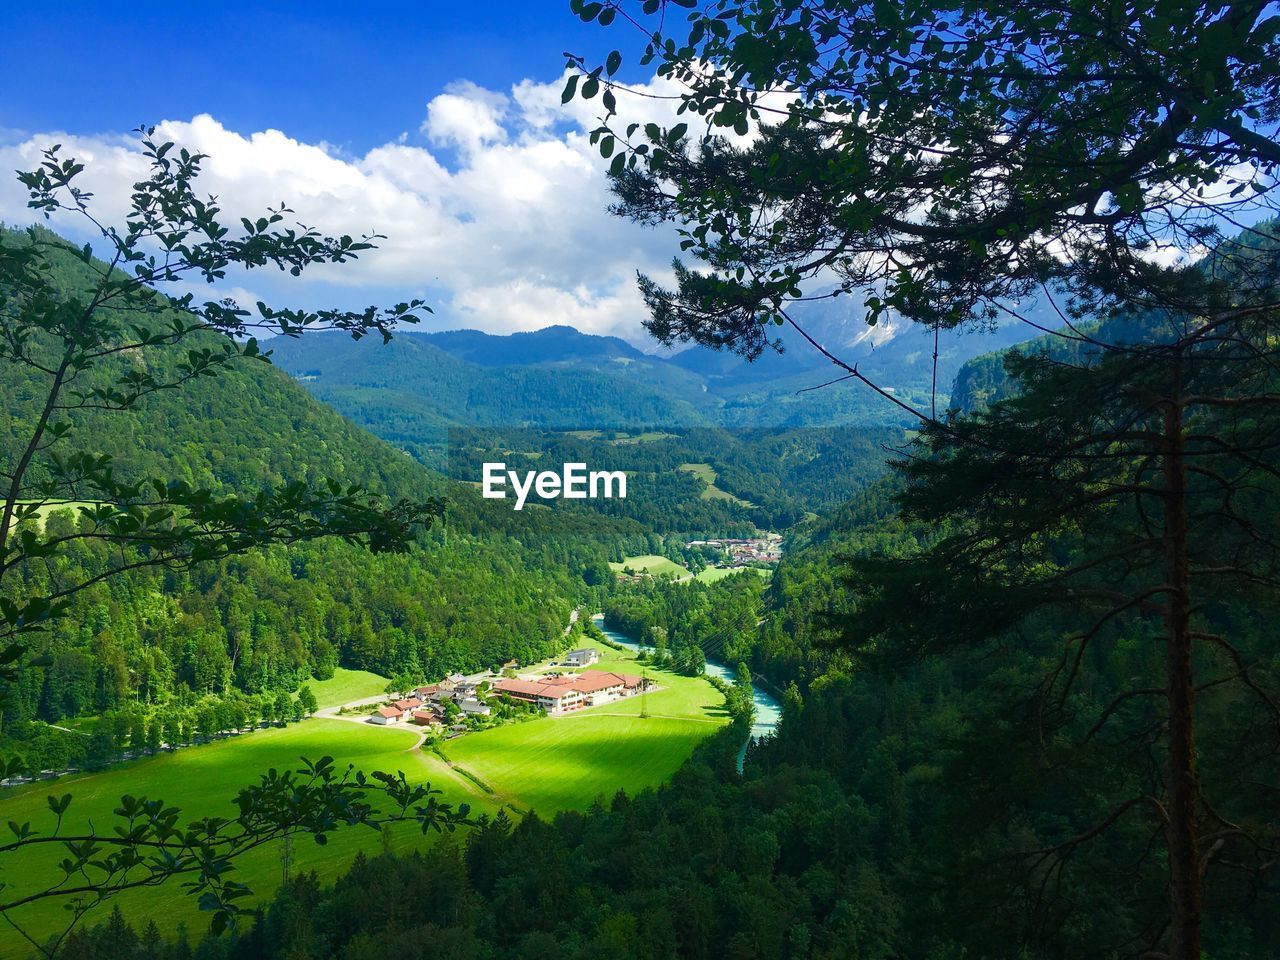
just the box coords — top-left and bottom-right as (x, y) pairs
(0, 73), (691, 344)
(422, 80), (510, 154)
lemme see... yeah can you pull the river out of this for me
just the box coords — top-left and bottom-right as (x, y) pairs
(592, 614), (781, 771)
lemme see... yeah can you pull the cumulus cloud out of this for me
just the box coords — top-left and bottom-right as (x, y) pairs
(0, 73), (692, 343)
(422, 80), (510, 154)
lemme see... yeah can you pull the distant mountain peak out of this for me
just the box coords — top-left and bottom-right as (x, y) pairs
(415, 325), (645, 367)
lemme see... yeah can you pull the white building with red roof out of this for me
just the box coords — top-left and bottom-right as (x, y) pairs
(493, 670), (644, 713)
(371, 705), (405, 725)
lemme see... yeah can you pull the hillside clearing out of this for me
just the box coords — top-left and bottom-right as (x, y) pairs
(306, 667), (390, 709)
(677, 462), (755, 506)
(609, 554), (692, 579)
(694, 565), (773, 583)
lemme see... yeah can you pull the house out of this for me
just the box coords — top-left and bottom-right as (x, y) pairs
(410, 708), (442, 726)
(458, 698), (491, 716)
(570, 670), (637, 705)
(392, 697), (423, 712)
(493, 670), (644, 713)
(563, 648), (600, 667)
(493, 676), (586, 712)
(371, 706), (404, 725)
(414, 684), (440, 699)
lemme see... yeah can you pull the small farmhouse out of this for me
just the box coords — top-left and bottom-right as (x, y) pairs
(563, 648), (600, 667)
(371, 705), (404, 725)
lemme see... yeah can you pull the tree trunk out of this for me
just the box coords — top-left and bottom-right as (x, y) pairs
(1162, 368), (1202, 960)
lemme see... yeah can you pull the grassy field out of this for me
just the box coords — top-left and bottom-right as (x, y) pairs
(694, 565), (774, 584)
(442, 640), (729, 813)
(0, 720), (495, 955)
(306, 667), (389, 709)
(678, 462), (755, 506)
(609, 554), (692, 579)
(610, 431), (677, 444)
(0, 642), (730, 954)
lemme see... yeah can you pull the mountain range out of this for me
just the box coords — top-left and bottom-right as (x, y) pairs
(267, 303), (1040, 462)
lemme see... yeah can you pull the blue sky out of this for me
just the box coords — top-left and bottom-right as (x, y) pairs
(0, 2), (681, 343)
(1, 2), (618, 151)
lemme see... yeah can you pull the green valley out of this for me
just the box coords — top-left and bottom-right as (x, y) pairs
(5, 4), (1280, 958)
(0, 634), (735, 955)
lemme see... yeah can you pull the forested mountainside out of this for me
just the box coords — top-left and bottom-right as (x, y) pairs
(94, 446), (1278, 959)
(270, 326), (911, 535)
(268, 306), (1037, 438)
(446, 426), (902, 534)
(270, 331), (713, 454)
(0, 304), (427, 503)
(84, 223), (1280, 956)
(950, 230), (1280, 413)
(0, 228), (637, 766)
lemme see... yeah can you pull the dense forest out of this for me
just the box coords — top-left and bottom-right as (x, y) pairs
(60, 219), (1280, 955)
(0, 227), (635, 771)
(446, 426), (901, 535)
(67, 305), (1278, 956)
(7, 0), (1280, 955)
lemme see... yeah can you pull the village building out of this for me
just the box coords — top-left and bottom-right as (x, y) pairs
(563, 648), (600, 667)
(371, 705), (404, 725)
(458, 698), (491, 716)
(493, 670), (644, 714)
(410, 708), (442, 725)
(492, 676), (584, 712)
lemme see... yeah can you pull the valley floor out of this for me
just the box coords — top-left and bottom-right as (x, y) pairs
(0, 640), (726, 956)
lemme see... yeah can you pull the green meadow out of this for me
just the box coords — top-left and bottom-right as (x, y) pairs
(443, 640), (729, 813)
(0, 720), (494, 956)
(694, 565), (773, 583)
(306, 667), (390, 709)
(0, 641), (728, 955)
(609, 553), (693, 579)
(677, 462), (755, 506)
